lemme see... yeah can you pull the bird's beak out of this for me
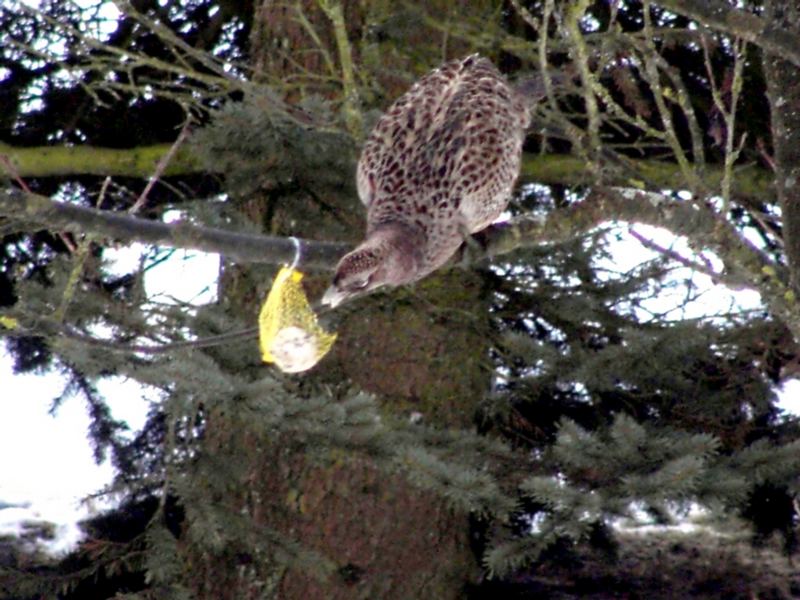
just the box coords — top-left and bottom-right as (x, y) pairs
(321, 285), (347, 308)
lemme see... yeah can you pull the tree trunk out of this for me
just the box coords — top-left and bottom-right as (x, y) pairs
(763, 0), (800, 292)
(187, 1), (504, 597)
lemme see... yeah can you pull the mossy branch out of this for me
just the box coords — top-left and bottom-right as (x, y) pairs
(0, 143), (203, 178)
(0, 142), (775, 200)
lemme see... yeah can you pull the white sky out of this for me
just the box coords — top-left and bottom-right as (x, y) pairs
(0, 243), (218, 555)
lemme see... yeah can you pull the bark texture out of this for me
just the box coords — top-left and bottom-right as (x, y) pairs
(763, 0), (800, 293)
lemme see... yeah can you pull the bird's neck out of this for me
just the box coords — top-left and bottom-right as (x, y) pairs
(366, 222), (425, 285)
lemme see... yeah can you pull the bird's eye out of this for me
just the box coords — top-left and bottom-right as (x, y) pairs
(351, 277), (370, 290)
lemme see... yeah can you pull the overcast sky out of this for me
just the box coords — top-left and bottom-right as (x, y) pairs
(0, 245), (218, 554)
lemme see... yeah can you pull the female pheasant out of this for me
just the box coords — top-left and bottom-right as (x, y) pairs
(322, 55), (531, 307)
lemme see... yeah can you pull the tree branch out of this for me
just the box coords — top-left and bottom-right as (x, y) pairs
(0, 142), (775, 200)
(0, 185), (782, 289)
(584, 188), (800, 338)
(481, 187), (770, 287)
(0, 142), (203, 178)
(654, 0), (800, 68)
(0, 187), (349, 270)
(484, 186), (800, 338)
(4, 183), (800, 338)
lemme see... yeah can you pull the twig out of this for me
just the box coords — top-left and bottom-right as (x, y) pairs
(563, 0), (602, 163)
(317, 0), (363, 138)
(129, 118), (192, 214)
(0, 311), (258, 355)
(53, 177), (114, 323)
(292, 2), (337, 78)
(628, 227), (722, 281)
(641, 0), (702, 192)
(653, 0), (800, 68)
(62, 323), (260, 354)
(702, 35), (747, 215)
(0, 155), (32, 193)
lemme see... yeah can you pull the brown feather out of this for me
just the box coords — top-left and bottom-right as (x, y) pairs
(323, 55), (530, 307)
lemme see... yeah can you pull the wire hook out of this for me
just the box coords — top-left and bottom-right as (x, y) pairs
(289, 236), (302, 270)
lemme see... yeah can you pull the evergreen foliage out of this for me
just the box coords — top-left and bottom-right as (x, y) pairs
(2, 0), (800, 597)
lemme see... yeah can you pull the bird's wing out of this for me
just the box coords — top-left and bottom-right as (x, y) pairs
(356, 55), (490, 208)
(417, 60), (531, 232)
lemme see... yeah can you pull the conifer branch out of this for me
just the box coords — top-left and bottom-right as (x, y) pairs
(1, 311), (259, 355)
(5, 184), (799, 339)
(10, 182), (797, 351)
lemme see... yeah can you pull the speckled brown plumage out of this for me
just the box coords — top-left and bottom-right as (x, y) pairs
(322, 55), (531, 307)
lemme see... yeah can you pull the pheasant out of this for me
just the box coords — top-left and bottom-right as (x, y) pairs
(322, 55), (531, 307)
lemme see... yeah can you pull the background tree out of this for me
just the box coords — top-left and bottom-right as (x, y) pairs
(2, 0), (800, 598)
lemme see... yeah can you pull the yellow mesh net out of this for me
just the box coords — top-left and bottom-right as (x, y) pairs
(258, 266), (337, 373)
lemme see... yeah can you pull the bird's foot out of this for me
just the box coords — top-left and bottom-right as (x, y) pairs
(455, 226), (488, 270)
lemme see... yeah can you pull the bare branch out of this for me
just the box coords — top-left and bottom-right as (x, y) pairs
(653, 0), (800, 68)
(0, 187), (349, 270)
(628, 227), (722, 281)
(317, 0), (363, 138)
(129, 119), (193, 215)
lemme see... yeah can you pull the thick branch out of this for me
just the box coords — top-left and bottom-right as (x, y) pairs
(0, 187), (348, 270)
(0, 185), (781, 284)
(0, 142), (202, 178)
(0, 184), (778, 286)
(654, 0), (800, 68)
(0, 142), (775, 200)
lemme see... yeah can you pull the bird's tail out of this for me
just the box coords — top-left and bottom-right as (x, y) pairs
(512, 70), (572, 102)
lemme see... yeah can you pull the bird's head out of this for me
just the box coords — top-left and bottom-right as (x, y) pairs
(321, 223), (424, 308)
